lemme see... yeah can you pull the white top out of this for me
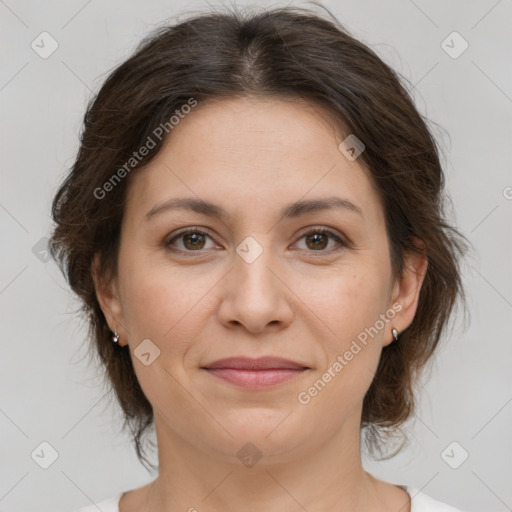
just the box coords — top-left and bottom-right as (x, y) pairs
(71, 485), (468, 511)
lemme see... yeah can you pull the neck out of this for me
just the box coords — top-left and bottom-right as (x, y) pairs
(142, 408), (398, 512)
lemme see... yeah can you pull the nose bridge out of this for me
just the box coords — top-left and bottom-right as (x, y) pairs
(233, 234), (279, 298)
(217, 233), (293, 332)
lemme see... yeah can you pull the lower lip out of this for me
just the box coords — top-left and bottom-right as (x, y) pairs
(204, 368), (308, 389)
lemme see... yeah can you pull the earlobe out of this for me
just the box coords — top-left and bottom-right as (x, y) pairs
(387, 239), (428, 345)
(91, 253), (125, 343)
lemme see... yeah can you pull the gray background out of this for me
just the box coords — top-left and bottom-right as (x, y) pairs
(1, 1), (511, 511)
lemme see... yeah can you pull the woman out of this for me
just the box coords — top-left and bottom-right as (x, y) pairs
(49, 5), (471, 512)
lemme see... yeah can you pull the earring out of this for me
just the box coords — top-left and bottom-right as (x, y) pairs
(112, 330), (120, 344)
(391, 327), (399, 343)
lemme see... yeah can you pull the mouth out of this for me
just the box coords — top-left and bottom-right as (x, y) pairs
(201, 357), (310, 390)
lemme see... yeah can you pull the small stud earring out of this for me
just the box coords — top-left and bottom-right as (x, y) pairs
(391, 327), (399, 342)
(112, 330), (120, 344)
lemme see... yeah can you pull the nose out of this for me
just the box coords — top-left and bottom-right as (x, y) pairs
(216, 244), (294, 334)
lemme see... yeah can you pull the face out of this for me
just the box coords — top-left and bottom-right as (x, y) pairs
(95, 96), (425, 464)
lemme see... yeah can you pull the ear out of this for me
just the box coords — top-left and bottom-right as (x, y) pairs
(91, 253), (128, 347)
(384, 238), (428, 347)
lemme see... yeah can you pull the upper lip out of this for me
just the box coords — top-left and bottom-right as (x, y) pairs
(202, 357), (309, 370)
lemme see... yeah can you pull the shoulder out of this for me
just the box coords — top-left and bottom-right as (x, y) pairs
(405, 486), (468, 512)
(69, 492), (123, 512)
(66, 486), (473, 512)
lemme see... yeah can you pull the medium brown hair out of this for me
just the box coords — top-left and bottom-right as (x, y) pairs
(49, 4), (469, 471)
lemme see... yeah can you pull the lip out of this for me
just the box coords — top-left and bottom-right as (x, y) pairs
(202, 357), (310, 390)
(202, 356), (309, 370)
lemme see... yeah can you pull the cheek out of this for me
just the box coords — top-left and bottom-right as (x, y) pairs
(312, 268), (389, 381)
(121, 272), (170, 337)
(316, 268), (388, 338)
(118, 256), (216, 351)
(296, 283), (387, 421)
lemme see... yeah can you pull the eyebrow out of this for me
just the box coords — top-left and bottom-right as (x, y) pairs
(145, 196), (364, 223)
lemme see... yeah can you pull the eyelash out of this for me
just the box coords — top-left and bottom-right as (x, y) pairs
(164, 226), (350, 256)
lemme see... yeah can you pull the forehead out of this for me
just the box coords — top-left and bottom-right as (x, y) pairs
(124, 96), (383, 226)
(164, 95), (348, 163)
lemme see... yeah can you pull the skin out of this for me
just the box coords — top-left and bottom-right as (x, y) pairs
(93, 96), (427, 512)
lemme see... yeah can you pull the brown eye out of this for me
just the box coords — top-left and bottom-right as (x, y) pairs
(165, 227), (348, 256)
(294, 228), (347, 253)
(305, 232), (329, 250)
(182, 232), (206, 250)
(166, 229), (216, 252)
